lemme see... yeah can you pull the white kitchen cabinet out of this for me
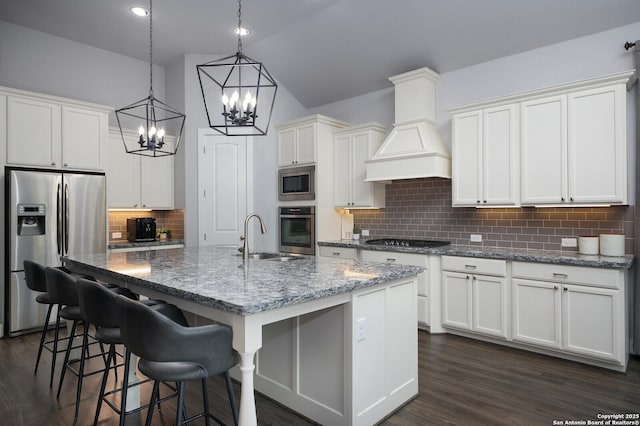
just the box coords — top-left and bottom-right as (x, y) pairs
(5, 88), (109, 170)
(359, 250), (438, 330)
(512, 261), (625, 364)
(441, 256), (508, 339)
(451, 104), (518, 206)
(318, 246), (358, 259)
(333, 123), (386, 208)
(106, 128), (174, 209)
(277, 122), (316, 166)
(520, 82), (628, 205)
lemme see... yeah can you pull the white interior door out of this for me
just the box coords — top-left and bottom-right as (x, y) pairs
(198, 130), (247, 246)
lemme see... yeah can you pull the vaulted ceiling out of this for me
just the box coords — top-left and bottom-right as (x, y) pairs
(2, 0), (639, 108)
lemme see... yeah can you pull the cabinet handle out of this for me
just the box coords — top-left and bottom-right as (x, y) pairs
(483, 200), (487, 203)
(51, 161), (56, 166)
(386, 258), (396, 263)
(464, 264), (477, 269)
(552, 272), (568, 279)
(134, 204), (138, 208)
(142, 204), (146, 208)
(554, 285), (558, 290)
(561, 197), (565, 202)
(472, 276), (476, 280)
(332, 252), (341, 256)
(563, 287), (568, 291)
(466, 275), (470, 279)
(570, 197), (574, 202)
(477, 200), (480, 204)
(63, 163), (68, 167)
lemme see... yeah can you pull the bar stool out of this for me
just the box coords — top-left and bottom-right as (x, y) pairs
(119, 296), (240, 426)
(45, 266), (109, 419)
(23, 260), (61, 378)
(75, 278), (180, 426)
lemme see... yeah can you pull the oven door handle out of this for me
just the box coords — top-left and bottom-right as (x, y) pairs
(281, 215), (313, 219)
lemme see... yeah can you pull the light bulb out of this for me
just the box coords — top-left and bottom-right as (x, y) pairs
(250, 97), (257, 109)
(244, 91), (252, 104)
(221, 93), (229, 107)
(149, 126), (156, 137)
(138, 126), (145, 135)
(157, 128), (165, 139)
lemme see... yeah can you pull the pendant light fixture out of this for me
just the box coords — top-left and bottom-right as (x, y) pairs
(115, 0), (185, 157)
(196, 0), (278, 136)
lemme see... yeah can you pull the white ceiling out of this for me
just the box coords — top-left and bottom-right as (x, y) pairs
(2, 0), (640, 108)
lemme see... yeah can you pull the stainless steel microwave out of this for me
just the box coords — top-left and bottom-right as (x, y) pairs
(278, 165), (315, 202)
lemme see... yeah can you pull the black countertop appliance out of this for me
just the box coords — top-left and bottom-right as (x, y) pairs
(127, 217), (156, 242)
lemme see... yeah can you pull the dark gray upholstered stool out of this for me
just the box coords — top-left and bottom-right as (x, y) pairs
(75, 278), (179, 426)
(45, 266), (110, 419)
(23, 259), (64, 380)
(119, 296), (239, 426)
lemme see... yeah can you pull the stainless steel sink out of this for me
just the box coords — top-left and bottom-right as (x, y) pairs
(237, 252), (302, 261)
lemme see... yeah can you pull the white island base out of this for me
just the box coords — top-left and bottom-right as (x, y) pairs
(230, 277), (419, 426)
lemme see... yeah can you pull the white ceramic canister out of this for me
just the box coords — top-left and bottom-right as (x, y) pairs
(578, 236), (599, 255)
(599, 233), (625, 257)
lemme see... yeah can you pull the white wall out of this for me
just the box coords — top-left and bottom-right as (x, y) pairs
(0, 21), (165, 125)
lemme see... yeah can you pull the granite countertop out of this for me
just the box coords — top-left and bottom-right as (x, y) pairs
(318, 240), (635, 269)
(108, 239), (185, 249)
(63, 246), (423, 315)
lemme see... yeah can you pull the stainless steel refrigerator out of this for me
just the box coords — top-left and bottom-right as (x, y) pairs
(5, 167), (106, 336)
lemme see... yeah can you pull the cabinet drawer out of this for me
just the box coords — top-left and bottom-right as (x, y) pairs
(512, 262), (620, 289)
(360, 250), (427, 267)
(441, 256), (506, 277)
(318, 246), (358, 260)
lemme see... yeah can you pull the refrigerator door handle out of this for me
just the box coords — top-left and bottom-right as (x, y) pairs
(57, 182), (63, 256)
(64, 182), (70, 255)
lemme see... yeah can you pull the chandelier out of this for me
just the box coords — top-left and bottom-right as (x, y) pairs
(115, 0), (185, 157)
(196, 0), (278, 136)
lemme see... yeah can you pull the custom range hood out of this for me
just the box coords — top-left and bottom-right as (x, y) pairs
(366, 67), (451, 181)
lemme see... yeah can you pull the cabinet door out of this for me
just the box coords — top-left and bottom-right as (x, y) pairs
(296, 123), (316, 165)
(483, 105), (518, 205)
(568, 85), (626, 203)
(61, 106), (106, 170)
(451, 111), (481, 206)
(140, 154), (174, 209)
(472, 275), (508, 338)
(520, 96), (567, 205)
(7, 96), (61, 167)
(333, 134), (352, 207)
(350, 132), (373, 207)
(512, 279), (562, 349)
(562, 284), (621, 362)
(277, 128), (296, 166)
(106, 131), (140, 208)
(441, 271), (472, 330)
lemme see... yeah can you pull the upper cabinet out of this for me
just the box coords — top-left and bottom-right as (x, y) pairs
(106, 128), (175, 209)
(333, 123), (387, 208)
(448, 70), (634, 207)
(452, 105), (519, 207)
(521, 84), (628, 205)
(3, 87), (110, 171)
(276, 115), (348, 168)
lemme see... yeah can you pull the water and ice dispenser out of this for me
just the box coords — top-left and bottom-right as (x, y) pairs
(17, 204), (46, 236)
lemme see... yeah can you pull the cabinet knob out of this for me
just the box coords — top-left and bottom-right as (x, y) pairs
(63, 163), (68, 167)
(134, 204), (138, 208)
(466, 275), (470, 279)
(477, 200), (480, 204)
(142, 204), (146, 208)
(554, 285), (558, 290)
(570, 197), (574, 202)
(561, 197), (565, 202)
(563, 287), (568, 291)
(51, 161), (56, 166)
(483, 200), (487, 203)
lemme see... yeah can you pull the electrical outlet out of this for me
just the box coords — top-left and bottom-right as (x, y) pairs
(361, 229), (370, 237)
(561, 238), (577, 248)
(356, 317), (366, 342)
(470, 234), (482, 243)
(112, 232), (122, 239)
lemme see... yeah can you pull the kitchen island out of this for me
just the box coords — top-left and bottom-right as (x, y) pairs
(63, 246), (423, 426)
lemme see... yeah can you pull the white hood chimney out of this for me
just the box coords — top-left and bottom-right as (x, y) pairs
(365, 67), (451, 181)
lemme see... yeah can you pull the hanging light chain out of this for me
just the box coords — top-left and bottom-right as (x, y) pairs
(149, 0), (154, 96)
(237, 0), (243, 54)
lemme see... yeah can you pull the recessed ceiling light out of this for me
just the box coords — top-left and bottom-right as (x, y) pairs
(130, 6), (149, 17)
(234, 26), (250, 36)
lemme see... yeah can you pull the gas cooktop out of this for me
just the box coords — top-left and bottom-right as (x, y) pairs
(365, 239), (451, 248)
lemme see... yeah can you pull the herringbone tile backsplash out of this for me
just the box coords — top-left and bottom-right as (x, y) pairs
(353, 178), (634, 254)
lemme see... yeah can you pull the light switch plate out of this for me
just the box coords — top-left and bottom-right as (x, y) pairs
(361, 229), (369, 236)
(470, 234), (482, 243)
(112, 232), (122, 239)
(356, 317), (366, 341)
(561, 238), (577, 247)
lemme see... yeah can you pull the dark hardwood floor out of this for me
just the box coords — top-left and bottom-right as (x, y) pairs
(1, 329), (638, 425)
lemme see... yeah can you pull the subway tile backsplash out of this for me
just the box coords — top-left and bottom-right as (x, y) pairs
(353, 178), (634, 254)
(108, 209), (184, 243)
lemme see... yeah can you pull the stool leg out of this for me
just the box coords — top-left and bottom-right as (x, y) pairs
(34, 303), (53, 374)
(224, 371), (239, 426)
(49, 306), (63, 388)
(202, 378), (211, 426)
(73, 325), (90, 419)
(118, 349), (132, 426)
(145, 381), (160, 426)
(57, 319), (78, 398)
(176, 381), (185, 426)
(94, 344), (115, 426)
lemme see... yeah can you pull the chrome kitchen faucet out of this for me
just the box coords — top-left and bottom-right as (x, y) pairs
(241, 213), (267, 261)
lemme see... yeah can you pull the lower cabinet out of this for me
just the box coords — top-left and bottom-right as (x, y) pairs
(441, 256), (508, 339)
(318, 246), (358, 259)
(512, 263), (624, 363)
